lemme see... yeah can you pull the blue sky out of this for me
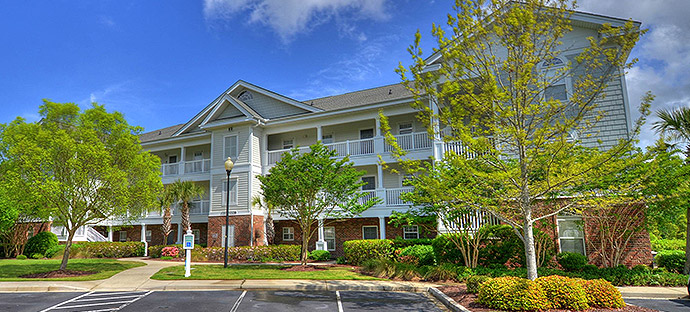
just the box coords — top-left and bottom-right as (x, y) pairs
(1, 0), (687, 147)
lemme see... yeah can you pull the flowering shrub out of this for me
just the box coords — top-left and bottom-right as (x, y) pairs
(578, 279), (625, 308)
(535, 275), (589, 310)
(466, 275), (491, 294)
(161, 246), (180, 258)
(343, 239), (394, 265)
(73, 242), (145, 258)
(201, 245), (301, 262)
(477, 276), (549, 311)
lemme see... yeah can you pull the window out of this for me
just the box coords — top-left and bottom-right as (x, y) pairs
(403, 225), (419, 240)
(283, 227), (294, 241)
(324, 227), (335, 251)
(221, 179), (238, 206)
(238, 91), (253, 102)
(322, 134), (334, 144)
(360, 129), (374, 139)
(398, 122), (413, 135)
(145, 230), (152, 242)
(224, 135), (238, 159)
(361, 176), (376, 191)
(193, 151), (203, 160)
(192, 229), (201, 244)
(221, 225), (235, 247)
(282, 139), (294, 150)
(168, 155), (177, 163)
(542, 57), (564, 67)
(558, 217), (585, 255)
(545, 84), (567, 102)
(362, 226), (378, 240)
(119, 231), (127, 242)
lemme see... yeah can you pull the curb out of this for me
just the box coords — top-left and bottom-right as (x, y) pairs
(428, 287), (472, 312)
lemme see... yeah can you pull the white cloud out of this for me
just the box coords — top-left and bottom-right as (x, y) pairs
(577, 0), (690, 148)
(203, 0), (389, 43)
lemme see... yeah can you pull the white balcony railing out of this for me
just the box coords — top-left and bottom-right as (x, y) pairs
(358, 190), (377, 205)
(161, 159), (211, 177)
(172, 200), (210, 215)
(385, 132), (433, 152)
(267, 146), (310, 165)
(385, 187), (414, 206)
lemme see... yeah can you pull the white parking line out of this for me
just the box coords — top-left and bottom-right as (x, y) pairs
(40, 292), (95, 312)
(336, 291), (344, 312)
(230, 290), (247, 312)
(40, 290), (153, 312)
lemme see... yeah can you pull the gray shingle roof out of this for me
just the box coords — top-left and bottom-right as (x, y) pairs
(139, 123), (185, 143)
(303, 83), (413, 111)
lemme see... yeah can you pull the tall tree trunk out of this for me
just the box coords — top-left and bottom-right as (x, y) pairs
(162, 206), (172, 245)
(300, 223), (311, 265)
(181, 201), (190, 232)
(60, 230), (76, 271)
(524, 220), (538, 280)
(265, 214), (275, 245)
(685, 205), (690, 274)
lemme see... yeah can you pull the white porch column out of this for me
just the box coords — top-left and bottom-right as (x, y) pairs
(177, 223), (183, 243)
(316, 219), (326, 250)
(108, 226), (113, 242)
(141, 223), (148, 256)
(180, 146), (186, 174)
(375, 116), (382, 136)
(262, 133), (268, 174)
(374, 116), (384, 154)
(379, 216), (386, 240)
(377, 164), (384, 189)
(316, 126), (322, 142)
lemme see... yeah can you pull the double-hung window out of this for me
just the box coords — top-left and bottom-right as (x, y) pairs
(403, 225), (419, 240)
(221, 179), (238, 206)
(362, 226), (378, 240)
(224, 135), (238, 159)
(283, 227), (294, 241)
(282, 139), (294, 150)
(119, 231), (127, 242)
(324, 227), (336, 251)
(145, 230), (152, 242)
(398, 122), (413, 135)
(558, 217), (585, 255)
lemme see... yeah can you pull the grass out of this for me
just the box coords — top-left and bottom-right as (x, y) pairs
(0, 258), (145, 281)
(151, 264), (383, 280)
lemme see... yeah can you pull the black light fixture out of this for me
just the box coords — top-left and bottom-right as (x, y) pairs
(223, 157), (234, 268)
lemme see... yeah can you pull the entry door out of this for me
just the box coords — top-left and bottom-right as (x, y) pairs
(221, 225), (235, 247)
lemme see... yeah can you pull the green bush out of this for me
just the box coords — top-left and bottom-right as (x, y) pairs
(535, 275), (589, 310)
(160, 256), (173, 260)
(399, 245), (435, 266)
(466, 275), (492, 293)
(73, 242), (145, 258)
(391, 238), (433, 248)
(343, 240), (394, 266)
(45, 245), (62, 258)
(577, 279), (625, 308)
(336, 256), (347, 264)
(651, 239), (685, 252)
(309, 250), (331, 261)
(423, 263), (463, 281)
(31, 253), (44, 259)
(24, 231), (59, 257)
(16, 255), (27, 260)
(478, 225), (524, 266)
(656, 250), (686, 273)
(431, 234), (468, 264)
(477, 276), (549, 311)
(361, 259), (421, 280)
(557, 252), (588, 271)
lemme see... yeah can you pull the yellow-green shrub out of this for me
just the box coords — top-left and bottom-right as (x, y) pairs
(466, 275), (491, 294)
(343, 240), (394, 265)
(535, 275), (589, 310)
(578, 279), (625, 308)
(477, 276), (548, 311)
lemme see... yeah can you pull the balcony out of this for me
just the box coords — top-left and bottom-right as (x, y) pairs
(356, 187), (414, 207)
(384, 132), (433, 152)
(161, 159), (211, 177)
(172, 200), (210, 215)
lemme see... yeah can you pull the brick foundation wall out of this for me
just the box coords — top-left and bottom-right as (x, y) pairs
(94, 223), (207, 246)
(207, 215), (265, 247)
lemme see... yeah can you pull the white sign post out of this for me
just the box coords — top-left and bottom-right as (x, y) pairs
(183, 230), (194, 277)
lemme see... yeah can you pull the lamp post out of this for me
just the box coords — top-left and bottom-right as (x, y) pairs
(224, 157), (234, 268)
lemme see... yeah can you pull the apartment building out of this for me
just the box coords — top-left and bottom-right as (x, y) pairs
(90, 10), (646, 263)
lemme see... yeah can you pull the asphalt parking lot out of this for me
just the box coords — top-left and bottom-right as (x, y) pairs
(0, 290), (445, 312)
(626, 298), (690, 312)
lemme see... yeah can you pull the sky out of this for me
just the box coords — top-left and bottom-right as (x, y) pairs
(0, 0), (687, 148)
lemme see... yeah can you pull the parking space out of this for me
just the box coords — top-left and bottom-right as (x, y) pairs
(0, 290), (444, 312)
(626, 299), (690, 312)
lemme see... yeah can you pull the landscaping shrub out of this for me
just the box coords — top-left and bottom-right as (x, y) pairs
(31, 253), (44, 259)
(477, 276), (548, 311)
(309, 250), (331, 261)
(656, 250), (686, 273)
(16, 255), (27, 260)
(535, 275), (589, 310)
(477, 225), (523, 266)
(343, 240), (394, 266)
(361, 259), (421, 280)
(423, 263), (463, 281)
(466, 275), (491, 293)
(24, 231), (58, 257)
(74, 242), (145, 258)
(45, 245), (62, 258)
(399, 245), (435, 266)
(557, 252), (588, 271)
(577, 279), (625, 308)
(431, 234), (468, 264)
(160, 256), (173, 260)
(336, 256), (346, 264)
(161, 246), (180, 258)
(200, 245), (301, 262)
(651, 238), (685, 252)
(391, 238), (433, 248)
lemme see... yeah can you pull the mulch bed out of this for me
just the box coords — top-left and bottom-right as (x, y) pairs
(438, 285), (659, 312)
(21, 270), (97, 279)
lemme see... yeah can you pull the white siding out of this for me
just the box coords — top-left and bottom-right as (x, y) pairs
(212, 125), (250, 167)
(211, 172), (250, 214)
(231, 88), (308, 119)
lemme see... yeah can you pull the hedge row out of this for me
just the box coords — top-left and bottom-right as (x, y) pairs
(148, 244), (301, 262)
(72, 242), (146, 258)
(656, 250), (686, 273)
(651, 238), (685, 252)
(343, 240), (394, 265)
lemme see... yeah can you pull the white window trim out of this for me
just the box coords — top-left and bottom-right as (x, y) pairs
(362, 225), (379, 240)
(283, 227), (294, 241)
(145, 230), (152, 242)
(556, 216), (586, 256)
(221, 178), (239, 206)
(403, 225), (419, 240)
(324, 226), (336, 251)
(119, 231), (127, 242)
(223, 134), (239, 159)
(359, 127), (375, 140)
(398, 121), (414, 135)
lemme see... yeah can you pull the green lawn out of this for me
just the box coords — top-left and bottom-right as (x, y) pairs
(151, 265), (383, 280)
(0, 259), (145, 281)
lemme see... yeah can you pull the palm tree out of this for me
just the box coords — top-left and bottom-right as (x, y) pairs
(169, 179), (205, 233)
(158, 187), (174, 245)
(652, 106), (690, 274)
(252, 195), (275, 245)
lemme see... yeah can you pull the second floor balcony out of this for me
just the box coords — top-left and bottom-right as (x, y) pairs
(161, 159), (211, 177)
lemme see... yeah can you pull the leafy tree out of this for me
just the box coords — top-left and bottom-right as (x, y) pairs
(0, 101), (162, 270)
(391, 0), (648, 279)
(258, 142), (379, 265)
(169, 179), (205, 233)
(158, 187), (175, 245)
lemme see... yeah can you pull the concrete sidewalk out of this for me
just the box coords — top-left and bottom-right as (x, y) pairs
(0, 258), (434, 293)
(618, 286), (688, 299)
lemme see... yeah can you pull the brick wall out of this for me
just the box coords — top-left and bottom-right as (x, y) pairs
(207, 215), (265, 247)
(94, 223), (207, 246)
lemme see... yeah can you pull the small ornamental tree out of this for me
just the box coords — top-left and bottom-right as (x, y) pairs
(390, 0), (650, 280)
(0, 101), (162, 270)
(258, 142), (379, 265)
(169, 179), (205, 233)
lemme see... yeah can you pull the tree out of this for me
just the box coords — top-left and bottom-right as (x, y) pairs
(0, 101), (162, 270)
(158, 187), (175, 245)
(169, 179), (205, 233)
(392, 0), (648, 279)
(258, 142), (379, 265)
(252, 195), (276, 245)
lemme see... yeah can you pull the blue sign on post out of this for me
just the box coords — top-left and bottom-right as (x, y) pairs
(183, 234), (194, 250)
